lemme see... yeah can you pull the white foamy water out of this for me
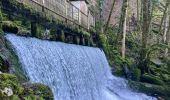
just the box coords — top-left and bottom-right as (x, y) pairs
(6, 34), (156, 100)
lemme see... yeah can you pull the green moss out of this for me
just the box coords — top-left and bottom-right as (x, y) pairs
(0, 7), (2, 33)
(58, 30), (65, 42)
(141, 73), (164, 85)
(99, 34), (107, 49)
(5, 40), (28, 82)
(22, 83), (53, 100)
(2, 21), (18, 33)
(162, 74), (170, 82)
(0, 73), (53, 100)
(84, 38), (90, 46)
(17, 28), (31, 36)
(11, 94), (20, 100)
(0, 73), (24, 97)
(80, 36), (85, 45)
(73, 35), (80, 44)
(132, 68), (141, 81)
(128, 80), (170, 99)
(81, 30), (90, 37)
(50, 28), (56, 41)
(114, 69), (124, 76)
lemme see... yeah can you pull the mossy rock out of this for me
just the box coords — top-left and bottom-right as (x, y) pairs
(0, 8), (2, 33)
(73, 35), (80, 44)
(17, 28), (31, 37)
(2, 21), (18, 33)
(50, 28), (57, 41)
(141, 73), (164, 85)
(22, 83), (53, 100)
(0, 73), (54, 100)
(79, 36), (85, 45)
(113, 69), (125, 76)
(84, 38), (90, 46)
(58, 30), (65, 42)
(81, 30), (90, 37)
(132, 68), (141, 81)
(128, 80), (170, 99)
(0, 54), (10, 73)
(162, 74), (170, 82)
(0, 73), (24, 97)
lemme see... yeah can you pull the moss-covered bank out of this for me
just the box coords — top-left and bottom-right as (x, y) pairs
(0, 73), (53, 100)
(128, 80), (170, 100)
(0, 33), (54, 99)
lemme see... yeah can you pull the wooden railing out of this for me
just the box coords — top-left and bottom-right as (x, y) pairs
(16, 0), (95, 30)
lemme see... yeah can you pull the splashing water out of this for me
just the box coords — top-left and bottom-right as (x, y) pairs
(6, 34), (156, 100)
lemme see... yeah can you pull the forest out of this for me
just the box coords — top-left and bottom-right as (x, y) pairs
(0, 0), (170, 100)
(96, 0), (170, 99)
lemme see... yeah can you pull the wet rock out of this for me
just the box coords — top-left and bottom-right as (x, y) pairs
(1, 87), (13, 96)
(2, 21), (18, 34)
(128, 80), (170, 100)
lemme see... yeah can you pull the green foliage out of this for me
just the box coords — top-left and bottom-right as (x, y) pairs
(50, 28), (56, 41)
(58, 30), (65, 42)
(17, 28), (31, 36)
(0, 8), (2, 33)
(0, 73), (24, 97)
(4, 38), (28, 82)
(141, 73), (164, 85)
(0, 73), (53, 100)
(2, 21), (18, 33)
(73, 36), (80, 44)
(99, 33), (107, 49)
(114, 69), (124, 76)
(132, 68), (141, 81)
(128, 80), (170, 99)
(81, 30), (90, 37)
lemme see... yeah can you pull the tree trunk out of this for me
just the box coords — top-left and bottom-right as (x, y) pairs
(104, 0), (116, 32)
(158, 2), (169, 35)
(139, 0), (152, 73)
(163, 12), (168, 43)
(122, 0), (128, 59)
(164, 14), (170, 57)
(116, 0), (128, 49)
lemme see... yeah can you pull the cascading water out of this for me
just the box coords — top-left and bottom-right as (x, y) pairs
(6, 34), (156, 100)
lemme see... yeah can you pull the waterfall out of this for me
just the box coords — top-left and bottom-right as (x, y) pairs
(5, 34), (156, 100)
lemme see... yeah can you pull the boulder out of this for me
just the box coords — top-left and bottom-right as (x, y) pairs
(128, 80), (170, 100)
